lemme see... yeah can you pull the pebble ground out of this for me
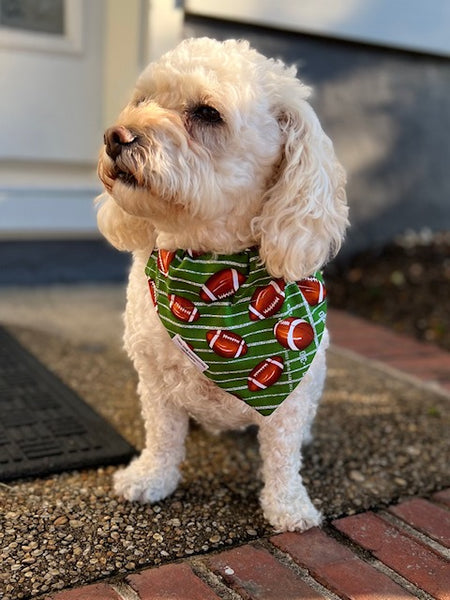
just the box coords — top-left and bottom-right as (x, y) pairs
(43, 492), (450, 600)
(0, 286), (448, 599)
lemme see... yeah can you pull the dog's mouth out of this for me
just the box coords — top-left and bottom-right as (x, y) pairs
(114, 167), (139, 187)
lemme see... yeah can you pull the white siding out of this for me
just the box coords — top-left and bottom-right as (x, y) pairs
(186, 0), (450, 56)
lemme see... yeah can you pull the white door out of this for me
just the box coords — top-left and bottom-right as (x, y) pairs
(0, 0), (106, 236)
(0, 0), (183, 238)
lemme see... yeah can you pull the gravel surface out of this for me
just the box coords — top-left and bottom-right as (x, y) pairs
(326, 230), (450, 351)
(0, 326), (448, 599)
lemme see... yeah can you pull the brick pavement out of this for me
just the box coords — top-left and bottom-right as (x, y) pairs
(46, 311), (450, 600)
(47, 489), (450, 600)
(327, 310), (450, 393)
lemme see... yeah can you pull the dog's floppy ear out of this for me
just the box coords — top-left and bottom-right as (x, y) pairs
(96, 193), (156, 252)
(253, 92), (348, 281)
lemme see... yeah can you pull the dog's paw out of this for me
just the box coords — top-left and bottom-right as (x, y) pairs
(113, 456), (181, 504)
(261, 493), (322, 532)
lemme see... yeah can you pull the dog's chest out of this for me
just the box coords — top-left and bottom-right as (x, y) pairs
(145, 248), (327, 417)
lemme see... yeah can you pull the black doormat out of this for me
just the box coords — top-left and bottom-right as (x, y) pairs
(0, 327), (136, 481)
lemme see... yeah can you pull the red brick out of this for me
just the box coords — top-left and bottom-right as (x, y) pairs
(271, 527), (414, 600)
(328, 309), (450, 386)
(328, 310), (413, 357)
(127, 562), (220, 600)
(208, 543), (324, 599)
(389, 498), (450, 548)
(388, 355), (450, 384)
(433, 489), (450, 508)
(48, 583), (121, 600)
(334, 512), (450, 600)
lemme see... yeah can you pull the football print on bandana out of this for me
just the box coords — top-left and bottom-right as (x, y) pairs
(249, 279), (285, 321)
(145, 248), (327, 416)
(248, 356), (284, 391)
(200, 268), (247, 302)
(157, 249), (176, 276)
(274, 317), (315, 351)
(207, 329), (248, 358)
(297, 277), (327, 306)
(169, 294), (200, 323)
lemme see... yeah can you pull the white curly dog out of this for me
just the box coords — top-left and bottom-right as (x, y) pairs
(97, 37), (348, 532)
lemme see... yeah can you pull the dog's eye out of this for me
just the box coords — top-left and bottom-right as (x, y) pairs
(191, 104), (223, 124)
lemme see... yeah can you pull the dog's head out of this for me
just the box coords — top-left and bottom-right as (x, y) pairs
(97, 37), (348, 280)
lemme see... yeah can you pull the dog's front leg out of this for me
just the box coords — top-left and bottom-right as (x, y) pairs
(114, 376), (189, 504)
(258, 413), (322, 532)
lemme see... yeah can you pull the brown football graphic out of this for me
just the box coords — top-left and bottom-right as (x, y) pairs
(274, 317), (314, 351)
(248, 356), (284, 391)
(206, 329), (248, 358)
(200, 268), (247, 303)
(147, 278), (157, 307)
(249, 279), (285, 320)
(157, 249), (176, 276)
(297, 277), (327, 306)
(169, 294), (200, 323)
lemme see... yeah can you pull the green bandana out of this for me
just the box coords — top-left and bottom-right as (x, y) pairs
(145, 248), (327, 416)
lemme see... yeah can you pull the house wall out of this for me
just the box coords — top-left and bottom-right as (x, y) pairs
(186, 0), (450, 56)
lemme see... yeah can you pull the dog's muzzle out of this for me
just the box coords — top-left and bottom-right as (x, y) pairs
(102, 126), (143, 187)
(104, 126), (138, 160)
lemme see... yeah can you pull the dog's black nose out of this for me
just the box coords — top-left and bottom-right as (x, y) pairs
(104, 126), (137, 160)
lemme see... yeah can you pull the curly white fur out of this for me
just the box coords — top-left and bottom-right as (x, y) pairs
(96, 37), (348, 532)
